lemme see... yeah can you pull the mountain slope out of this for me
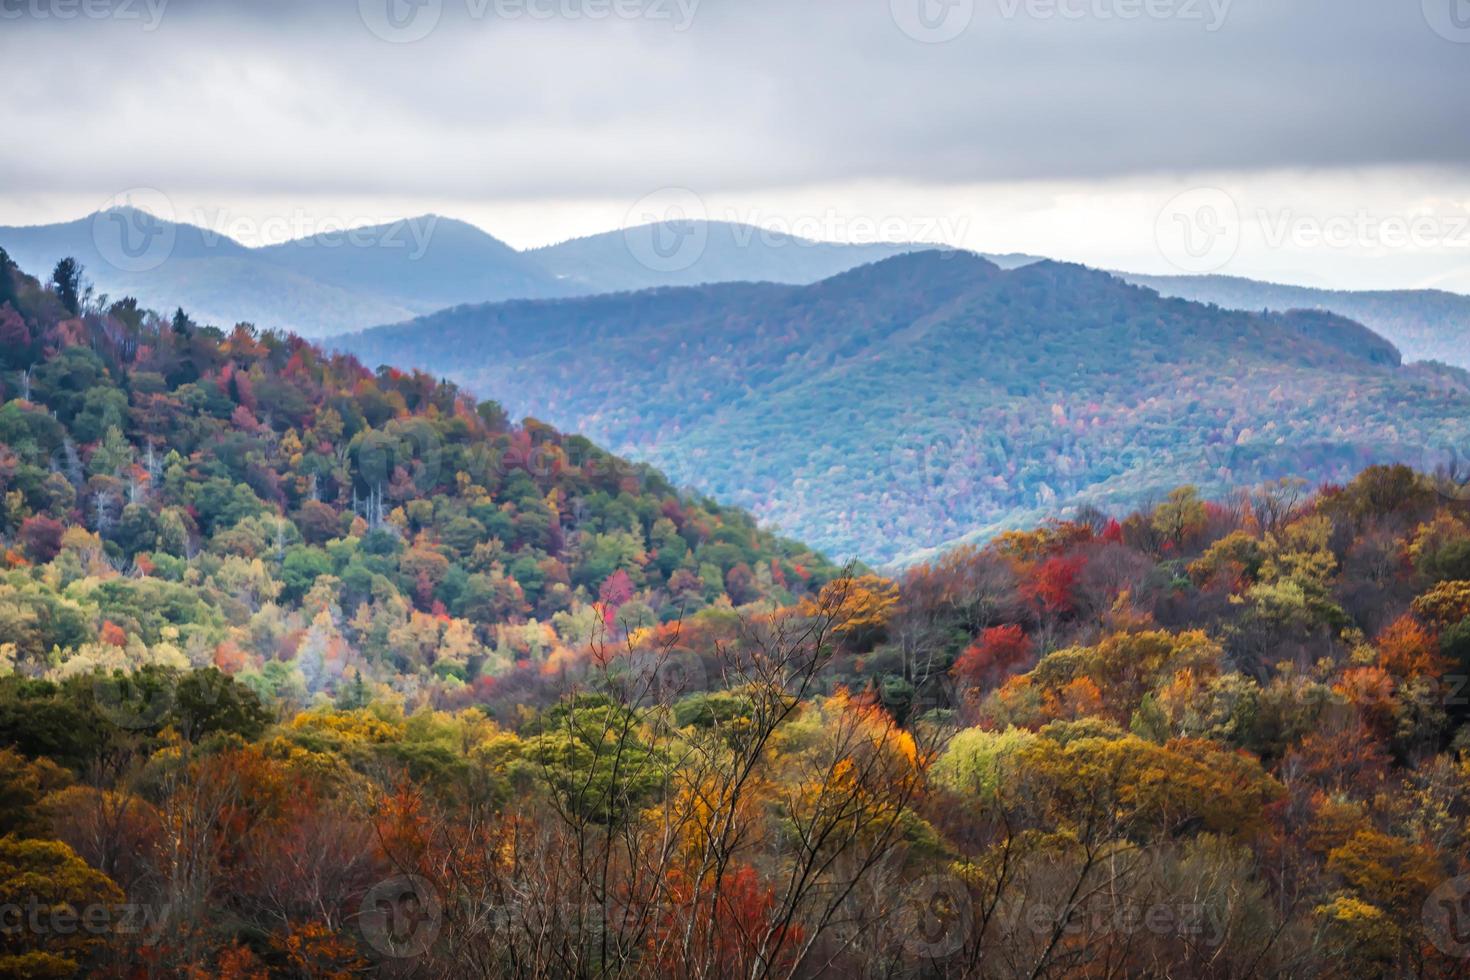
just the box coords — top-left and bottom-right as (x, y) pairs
(0, 248), (837, 693)
(0, 210), (573, 337)
(1121, 271), (1470, 369)
(256, 215), (570, 312)
(0, 207), (254, 266)
(0, 209), (415, 336)
(337, 251), (1470, 564)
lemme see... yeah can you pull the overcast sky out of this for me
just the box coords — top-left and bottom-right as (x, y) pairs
(2, 0), (1469, 289)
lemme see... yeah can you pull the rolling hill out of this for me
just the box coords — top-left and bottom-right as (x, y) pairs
(0, 208), (424, 336)
(0, 209), (581, 336)
(0, 211), (946, 340)
(255, 215), (570, 313)
(335, 251), (1470, 564)
(0, 210), (955, 338)
(1123, 272), (1470, 369)
(8, 209), (1466, 374)
(529, 220), (1036, 293)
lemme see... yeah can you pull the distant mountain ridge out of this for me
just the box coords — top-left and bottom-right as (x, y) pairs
(257, 215), (569, 314)
(0, 208), (426, 335)
(334, 250), (1470, 564)
(1121, 271), (1470, 369)
(529, 220), (1038, 294)
(4, 208), (1467, 372)
(0, 209), (960, 338)
(533, 221), (903, 293)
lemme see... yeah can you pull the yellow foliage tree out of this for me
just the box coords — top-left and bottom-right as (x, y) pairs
(0, 836), (124, 978)
(1412, 580), (1470, 627)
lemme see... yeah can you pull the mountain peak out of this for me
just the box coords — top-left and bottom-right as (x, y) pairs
(809, 247), (997, 293)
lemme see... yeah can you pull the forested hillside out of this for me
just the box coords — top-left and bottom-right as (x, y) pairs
(339, 251), (1470, 564)
(4, 238), (1470, 976)
(0, 248), (836, 709)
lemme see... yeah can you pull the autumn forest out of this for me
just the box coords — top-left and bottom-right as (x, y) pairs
(3, 239), (1470, 980)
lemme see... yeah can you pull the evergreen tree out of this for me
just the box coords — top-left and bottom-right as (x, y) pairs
(50, 257), (83, 315)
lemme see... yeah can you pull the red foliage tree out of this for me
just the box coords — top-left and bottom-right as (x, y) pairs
(599, 568), (636, 627)
(0, 303), (29, 365)
(951, 624), (1034, 688)
(1023, 555), (1085, 615)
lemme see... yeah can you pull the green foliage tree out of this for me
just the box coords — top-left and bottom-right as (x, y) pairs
(49, 257), (83, 316)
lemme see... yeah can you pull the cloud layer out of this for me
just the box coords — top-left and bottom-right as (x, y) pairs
(3, 0), (1469, 291)
(3, 0), (1468, 199)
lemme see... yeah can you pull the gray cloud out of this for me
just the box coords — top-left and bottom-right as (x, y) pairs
(1, 0), (1467, 202)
